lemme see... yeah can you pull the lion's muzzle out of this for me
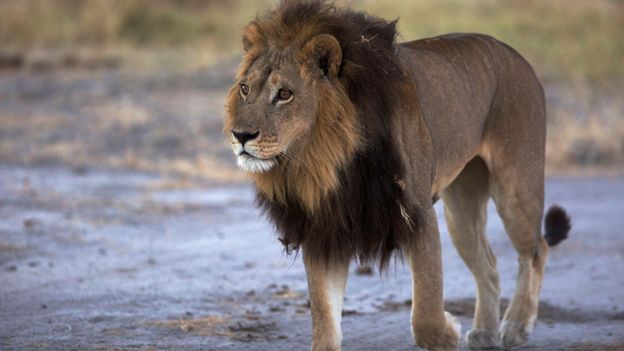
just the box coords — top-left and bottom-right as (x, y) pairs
(230, 129), (278, 173)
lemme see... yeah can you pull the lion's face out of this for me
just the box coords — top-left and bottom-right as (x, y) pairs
(225, 26), (361, 211)
(225, 56), (318, 174)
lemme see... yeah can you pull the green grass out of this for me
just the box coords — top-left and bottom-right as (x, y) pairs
(0, 0), (622, 84)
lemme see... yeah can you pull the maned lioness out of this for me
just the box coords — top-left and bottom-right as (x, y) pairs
(224, 1), (571, 350)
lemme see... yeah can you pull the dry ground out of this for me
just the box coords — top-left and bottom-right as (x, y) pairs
(1, 166), (623, 350)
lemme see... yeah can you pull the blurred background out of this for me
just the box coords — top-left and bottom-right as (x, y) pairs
(2, 2), (624, 350)
(1, 0), (623, 179)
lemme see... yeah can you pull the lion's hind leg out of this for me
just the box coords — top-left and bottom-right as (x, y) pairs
(442, 157), (500, 349)
(484, 146), (548, 349)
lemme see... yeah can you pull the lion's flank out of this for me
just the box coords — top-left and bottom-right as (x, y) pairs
(248, 0), (419, 269)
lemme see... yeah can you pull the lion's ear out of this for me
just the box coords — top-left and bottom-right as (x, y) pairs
(242, 21), (263, 52)
(300, 34), (342, 79)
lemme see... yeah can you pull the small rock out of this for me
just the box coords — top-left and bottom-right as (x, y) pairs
(342, 309), (359, 316)
(269, 306), (283, 312)
(6, 265), (17, 272)
(89, 316), (105, 323)
(72, 165), (88, 175)
(23, 218), (40, 231)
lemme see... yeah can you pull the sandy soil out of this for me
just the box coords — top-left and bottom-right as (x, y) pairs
(1, 165), (623, 350)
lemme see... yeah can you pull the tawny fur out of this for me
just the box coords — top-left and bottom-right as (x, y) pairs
(224, 1), (570, 350)
(252, 78), (361, 211)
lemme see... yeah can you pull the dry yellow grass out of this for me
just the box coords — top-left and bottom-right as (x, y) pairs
(353, 0), (624, 85)
(0, 0), (622, 175)
(546, 88), (624, 171)
(1, 0), (622, 84)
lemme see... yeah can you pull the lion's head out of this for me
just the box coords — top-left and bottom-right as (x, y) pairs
(224, 30), (357, 171)
(224, 2), (364, 212)
(225, 0), (402, 213)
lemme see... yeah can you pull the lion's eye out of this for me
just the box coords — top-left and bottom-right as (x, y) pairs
(277, 89), (293, 101)
(240, 84), (249, 97)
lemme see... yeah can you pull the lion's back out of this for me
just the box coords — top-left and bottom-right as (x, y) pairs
(396, 33), (546, 184)
(400, 32), (543, 98)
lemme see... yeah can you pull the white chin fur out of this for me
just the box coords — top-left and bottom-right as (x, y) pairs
(237, 154), (276, 173)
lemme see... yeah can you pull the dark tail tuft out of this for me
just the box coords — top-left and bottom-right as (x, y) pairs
(544, 205), (571, 247)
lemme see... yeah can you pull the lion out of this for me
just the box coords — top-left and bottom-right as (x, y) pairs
(224, 1), (571, 350)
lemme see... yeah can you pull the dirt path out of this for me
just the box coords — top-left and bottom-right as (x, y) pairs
(1, 166), (623, 350)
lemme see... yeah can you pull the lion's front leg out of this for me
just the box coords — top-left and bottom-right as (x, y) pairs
(303, 245), (350, 351)
(406, 208), (461, 351)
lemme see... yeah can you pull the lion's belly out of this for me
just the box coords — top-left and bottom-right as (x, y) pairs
(431, 163), (471, 196)
(428, 118), (485, 196)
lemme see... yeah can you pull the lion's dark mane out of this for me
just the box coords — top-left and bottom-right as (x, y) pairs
(255, 0), (420, 269)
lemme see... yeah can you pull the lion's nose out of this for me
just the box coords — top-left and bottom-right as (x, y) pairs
(231, 130), (260, 146)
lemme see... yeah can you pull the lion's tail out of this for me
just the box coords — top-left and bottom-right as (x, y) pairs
(543, 205), (571, 247)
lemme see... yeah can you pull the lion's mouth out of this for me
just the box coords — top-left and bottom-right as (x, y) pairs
(236, 152), (277, 173)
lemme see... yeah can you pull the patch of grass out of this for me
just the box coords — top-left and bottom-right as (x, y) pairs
(118, 4), (204, 46)
(0, 0), (271, 53)
(353, 0), (624, 85)
(0, 1), (622, 174)
(1, 0), (622, 84)
(546, 86), (624, 170)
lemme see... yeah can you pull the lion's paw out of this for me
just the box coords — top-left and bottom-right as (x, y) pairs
(499, 319), (532, 349)
(413, 312), (461, 351)
(444, 311), (462, 345)
(311, 340), (341, 351)
(465, 329), (498, 349)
